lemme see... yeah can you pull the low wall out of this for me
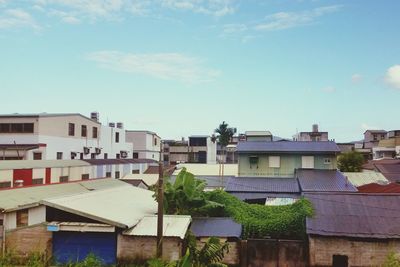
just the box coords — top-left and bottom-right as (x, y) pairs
(197, 238), (241, 266)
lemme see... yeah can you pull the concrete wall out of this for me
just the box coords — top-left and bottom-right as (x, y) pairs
(238, 154), (337, 177)
(5, 224), (52, 258)
(309, 235), (400, 267)
(5, 206), (46, 231)
(197, 238), (240, 266)
(126, 131), (161, 160)
(117, 235), (183, 262)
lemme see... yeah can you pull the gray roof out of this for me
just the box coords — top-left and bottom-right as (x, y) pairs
(190, 217), (242, 238)
(297, 169), (357, 192)
(230, 192), (300, 201)
(305, 193), (400, 239)
(237, 141), (340, 153)
(0, 179), (128, 212)
(170, 175), (230, 188)
(0, 160), (90, 170)
(0, 113), (100, 123)
(226, 177), (300, 193)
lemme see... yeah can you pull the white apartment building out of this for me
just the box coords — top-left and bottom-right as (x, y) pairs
(126, 130), (161, 160)
(0, 113), (133, 160)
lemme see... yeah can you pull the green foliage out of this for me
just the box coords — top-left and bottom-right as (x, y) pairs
(206, 190), (314, 239)
(383, 251), (400, 267)
(214, 121), (235, 147)
(0, 250), (51, 267)
(337, 151), (365, 172)
(161, 168), (225, 216)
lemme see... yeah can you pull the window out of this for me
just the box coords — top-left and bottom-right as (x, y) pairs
(81, 125), (87, 137)
(16, 209), (28, 227)
(132, 170), (140, 174)
(301, 156), (314, 169)
(0, 181), (11, 189)
(106, 172), (111, 178)
(32, 178), (43, 185)
(92, 127), (98, 138)
(104, 153), (108, 159)
(81, 174), (89, 180)
(154, 138), (157, 146)
(56, 152), (63, 160)
(33, 152), (42, 160)
(116, 153), (120, 159)
(269, 156), (280, 168)
(115, 132), (120, 143)
(332, 255), (348, 267)
(71, 152), (77, 159)
(115, 171), (120, 179)
(91, 153), (96, 159)
(68, 123), (75, 136)
(324, 158), (331, 165)
(249, 156), (259, 165)
(373, 134), (377, 141)
(132, 153), (139, 159)
(80, 153), (83, 160)
(0, 123), (34, 133)
(60, 176), (69, 183)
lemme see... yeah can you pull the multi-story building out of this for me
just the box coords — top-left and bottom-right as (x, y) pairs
(293, 124), (329, 142)
(372, 130), (400, 159)
(162, 139), (189, 165)
(363, 130), (387, 149)
(0, 113), (132, 160)
(126, 130), (161, 160)
(245, 131), (273, 142)
(188, 136), (217, 164)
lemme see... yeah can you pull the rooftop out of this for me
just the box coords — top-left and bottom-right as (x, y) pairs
(245, 131), (272, 136)
(0, 113), (100, 123)
(172, 163), (238, 176)
(297, 169), (357, 192)
(190, 217), (242, 238)
(343, 171), (388, 187)
(225, 177), (300, 193)
(237, 141), (340, 153)
(305, 192), (400, 239)
(357, 183), (400, 193)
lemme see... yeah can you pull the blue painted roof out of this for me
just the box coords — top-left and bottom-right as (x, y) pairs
(297, 169), (357, 192)
(190, 217), (242, 238)
(237, 141), (340, 153)
(226, 177), (300, 193)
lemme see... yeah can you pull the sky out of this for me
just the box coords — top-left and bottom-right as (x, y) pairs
(0, 0), (399, 142)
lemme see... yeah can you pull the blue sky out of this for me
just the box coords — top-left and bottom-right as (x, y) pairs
(0, 0), (399, 142)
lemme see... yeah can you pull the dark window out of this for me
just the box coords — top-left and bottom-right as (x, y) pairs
(333, 255), (348, 267)
(56, 152), (63, 160)
(92, 127), (98, 138)
(116, 153), (120, 159)
(71, 152), (77, 159)
(249, 156), (259, 165)
(11, 123), (23, 132)
(80, 153), (83, 160)
(106, 172), (111, 178)
(132, 170), (139, 174)
(0, 218), (3, 225)
(0, 181), (11, 188)
(81, 125), (87, 137)
(32, 178), (43, 185)
(132, 152), (139, 159)
(81, 174), (89, 180)
(189, 137), (207, 146)
(91, 153), (96, 159)
(68, 123), (75, 136)
(16, 209), (28, 227)
(115, 132), (120, 143)
(154, 138), (157, 146)
(33, 152), (42, 160)
(23, 123), (34, 133)
(0, 123), (33, 133)
(115, 171), (120, 179)
(373, 134), (377, 141)
(60, 176), (69, 183)
(0, 123), (10, 133)
(104, 153), (108, 159)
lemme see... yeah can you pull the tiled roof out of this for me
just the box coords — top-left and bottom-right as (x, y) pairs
(225, 177), (300, 193)
(305, 193), (400, 238)
(296, 169), (357, 192)
(357, 183), (400, 193)
(190, 217), (242, 238)
(237, 141), (340, 153)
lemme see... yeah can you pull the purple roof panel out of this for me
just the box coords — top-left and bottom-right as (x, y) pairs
(237, 141), (340, 153)
(297, 169), (357, 192)
(226, 177), (300, 193)
(190, 217), (242, 238)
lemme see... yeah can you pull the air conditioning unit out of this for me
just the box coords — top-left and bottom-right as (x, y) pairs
(120, 151), (128, 158)
(109, 122), (115, 127)
(116, 122), (124, 129)
(83, 147), (90, 154)
(91, 112), (99, 121)
(95, 148), (102, 155)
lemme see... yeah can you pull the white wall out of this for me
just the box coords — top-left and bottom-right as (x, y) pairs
(126, 131), (161, 160)
(28, 206), (46, 225)
(207, 137), (217, 164)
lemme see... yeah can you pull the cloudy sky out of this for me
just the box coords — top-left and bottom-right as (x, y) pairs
(0, 0), (399, 141)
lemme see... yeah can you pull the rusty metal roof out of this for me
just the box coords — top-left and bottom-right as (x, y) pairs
(305, 192), (400, 239)
(358, 183), (400, 193)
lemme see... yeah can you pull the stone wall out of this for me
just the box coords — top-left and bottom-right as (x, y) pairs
(309, 235), (400, 266)
(117, 235), (183, 263)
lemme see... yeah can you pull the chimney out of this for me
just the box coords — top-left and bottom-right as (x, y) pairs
(90, 112), (99, 122)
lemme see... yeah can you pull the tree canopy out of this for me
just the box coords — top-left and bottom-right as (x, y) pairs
(337, 151), (365, 172)
(214, 121), (235, 147)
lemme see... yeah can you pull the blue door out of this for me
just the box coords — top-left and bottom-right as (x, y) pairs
(53, 232), (116, 265)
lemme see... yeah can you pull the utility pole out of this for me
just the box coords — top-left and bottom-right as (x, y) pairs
(157, 142), (163, 258)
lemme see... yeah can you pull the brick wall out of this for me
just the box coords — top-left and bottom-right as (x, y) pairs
(117, 234), (183, 263)
(309, 235), (400, 266)
(197, 238), (241, 266)
(5, 224), (52, 258)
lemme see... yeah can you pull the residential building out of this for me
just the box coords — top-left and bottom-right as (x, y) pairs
(293, 124), (329, 142)
(237, 141), (340, 177)
(244, 131), (273, 142)
(372, 132), (400, 159)
(0, 113), (132, 160)
(162, 138), (189, 165)
(363, 129), (387, 149)
(126, 130), (161, 160)
(188, 135), (217, 164)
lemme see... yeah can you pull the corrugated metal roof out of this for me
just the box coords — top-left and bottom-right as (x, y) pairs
(42, 186), (157, 229)
(169, 175), (230, 189)
(124, 215), (191, 239)
(122, 174), (159, 186)
(0, 160), (91, 170)
(305, 192), (400, 238)
(190, 217), (242, 238)
(226, 177), (300, 193)
(0, 178), (128, 212)
(229, 192), (300, 200)
(265, 197), (298, 206)
(172, 163), (238, 176)
(237, 141), (340, 153)
(82, 159), (158, 165)
(245, 131), (272, 136)
(357, 183), (400, 193)
(297, 169), (357, 192)
(344, 171), (388, 187)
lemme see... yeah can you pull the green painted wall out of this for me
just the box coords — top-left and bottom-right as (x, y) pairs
(238, 153), (337, 177)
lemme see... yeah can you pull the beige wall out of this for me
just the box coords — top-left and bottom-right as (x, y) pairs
(309, 235), (400, 266)
(117, 235), (183, 262)
(197, 238), (240, 266)
(28, 206), (46, 226)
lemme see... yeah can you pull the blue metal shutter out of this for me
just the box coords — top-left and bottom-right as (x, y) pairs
(53, 232), (116, 265)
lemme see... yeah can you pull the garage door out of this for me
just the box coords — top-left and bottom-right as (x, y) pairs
(53, 232), (116, 265)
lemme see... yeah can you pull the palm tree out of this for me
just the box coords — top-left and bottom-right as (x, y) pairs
(214, 121), (235, 178)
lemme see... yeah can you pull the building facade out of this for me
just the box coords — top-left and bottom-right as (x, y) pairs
(126, 130), (161, 160)
(293, 124), (329, 142)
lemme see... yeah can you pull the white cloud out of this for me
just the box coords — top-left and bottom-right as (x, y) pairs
(321, 86), (336, 93)
(384, 65), (400, 90)
(351, 73), (362, 83)
(0, 8), (40, 30)
(255, 5), (341, 31)
(161, 0), (235, 16)
(62, 16), (80, 24)
(86, 51), (221, 83)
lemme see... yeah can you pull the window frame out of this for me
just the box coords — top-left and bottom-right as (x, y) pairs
(68, 123), (75, 136)
(16, 209), (29, 227)
(81, 125), (87, 137)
